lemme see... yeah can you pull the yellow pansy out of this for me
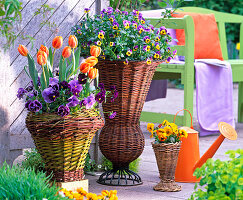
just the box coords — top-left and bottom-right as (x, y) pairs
(179, 129), (188, 138)
(164, 126), (173, 136)
(162, 120), (168, 126)
(147, 123), (154, 133)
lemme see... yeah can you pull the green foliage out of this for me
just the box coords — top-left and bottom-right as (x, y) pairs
(21, 149), (45, 173)
(0, 0), (22, 49)
(84, 153), (97, 172)
(190, 149), (243, 200)
(0, 163), (65, 200)
(102, 157), (140, 173)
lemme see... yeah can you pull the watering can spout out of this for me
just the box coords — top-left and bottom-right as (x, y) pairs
(175, 122), (237, 183)
(193, 122), (237, 171)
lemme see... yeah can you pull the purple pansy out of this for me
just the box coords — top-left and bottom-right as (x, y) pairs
(109, 112), (117, 119)
(111, 89), (118, 102)
(17, 88), (27, 99)
(49, 77), (59, 90)
(84, 94), (96, 109)
(60, 81), (70, 90)
(166, 57), (172, 63)
(122, 11), (128, 15)
(69, 80), (83, 95)
(78, 73), (87, 85)
(25, 85), (33, 92)
(57, 105), (70, 117)
(84, 8), (90, 13)
(42, 87), (60, 103)
(143, 45), (150, 52)
(98, 83), (105, 89)
(132, 9), (139, 16)
(112, 22), (119, 29)
(143, 36), (150, 43)
(27, 93), (34, 98)
(133, 45), (138, 51)
(123, 20), (131, 28)
(28, 100), (42, 112)
(159, 26), (167, 35)
(110, 85), (116, 90)
(95, 92), (106, 103)
(33, 90), (38, 96)
(137, 25), (144, 32)
(80, 99), (88, 107)
(67, 96), (79, 107)
(25, 100), (32, 109)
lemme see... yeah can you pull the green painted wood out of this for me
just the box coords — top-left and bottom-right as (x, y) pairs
(140, 112), (184, 125)
(218, 22), (228, 60)
(238, 82), (243, 123)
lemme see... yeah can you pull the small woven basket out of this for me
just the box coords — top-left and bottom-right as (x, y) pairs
(152, 142), (182, 192)
(26, 109), (104, 182)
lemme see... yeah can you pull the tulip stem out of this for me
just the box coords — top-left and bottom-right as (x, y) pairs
(42, 65), (47, 88)
(52, 49), (56, 67)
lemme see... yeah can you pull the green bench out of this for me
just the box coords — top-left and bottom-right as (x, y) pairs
(141, 7), (243, 127)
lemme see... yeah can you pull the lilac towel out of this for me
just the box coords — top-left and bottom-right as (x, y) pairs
(195, 60), (235, 136)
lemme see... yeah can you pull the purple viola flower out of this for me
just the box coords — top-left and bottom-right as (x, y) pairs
(112, 22), (119, 30)
(149, 25), (154, 31)
(143, 36), (150, 43)
(84, 8), (90, 13)
(115, 9), (120, 13)
(95, 92), (106, 103)
(132, 21), (138, 29)
(107, 7), (113, 12)
(69, 80), (83, 95)
(28, 100), (42, 112)
(138, 12), (143, 20)
(27, 93), (34, 98)
(144, 28), (151, 32)
(109, 15), (115, 22)
(110, 85), (116, 90)
(123, 20), (131, 29)
(122, 11), (128, 15)
(173, 50), (177, 58)
(143, 45), (151, 52)
(98, 30), (105, 39)
(159, 26), (167, 35)
(133, 45), (138, 51)
(137, 25), (144, 33)
(80, 99), (88, 107)
(42, 87), (60, 103)
(57, 105), (70, 117)
(126, 49), (132, 56)
(67, 96), (79, 107)
(33, 90), (38, 96)
(25, 100), (31, 109)
(60, 81), (70, 90)
(111, 89), (118, 102)
(49, 77), (59, 90)
(123, 58), (129, 65)
(109, 112), (116, 119)
(17, 88), (27, 99)
(167, 47), (171, 52)
(98, 83), (105, 89)
(85, 94), (96, 109)
(132, 9), (139, 16)
(78, 73), (87, 85)
(25, 85), (33, 92)
(166, 57), (172, 63)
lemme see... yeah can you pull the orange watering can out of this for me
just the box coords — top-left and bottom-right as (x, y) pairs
(174, 109), (238, 183)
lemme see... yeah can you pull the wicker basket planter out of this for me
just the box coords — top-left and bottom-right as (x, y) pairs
(96, 60), (159, 186)
(152, 142), (182, 192)
(26, 109), (104, 182)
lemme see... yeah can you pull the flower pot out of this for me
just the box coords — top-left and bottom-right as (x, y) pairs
(96, 60), (159, 186)
(152, 142), (182, 192)
(26, 109), (104, 182)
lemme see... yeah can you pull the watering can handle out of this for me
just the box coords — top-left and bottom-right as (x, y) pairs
(173, 109), (194, 129)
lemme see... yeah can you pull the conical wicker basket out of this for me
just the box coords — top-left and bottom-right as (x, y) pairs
(26, 109), (104, 182)
(152, 142), (182, 192)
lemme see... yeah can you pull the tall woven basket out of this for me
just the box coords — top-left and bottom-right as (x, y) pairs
(152, 142), (182, 192)
(26, 109), (104, 182)
(96, 60), (159, 186)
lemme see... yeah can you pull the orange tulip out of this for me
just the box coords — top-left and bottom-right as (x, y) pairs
(52, 36), (63, 49)
(90, 45), (101, 57)
(18, 44), (28, 56)
(37, 51), (47, 60)
(85, 56), (98, 67)
(62, 46), (71, 58)
(68, 35), (78, 48)
(39, 45), (49, 56)
(37, 54), (47, 66)
(80, 62), (91, 73)
(88, 68), (98, 79)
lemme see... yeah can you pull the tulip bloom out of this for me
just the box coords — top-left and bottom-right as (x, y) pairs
(39, 45), (49, 56)
(62, 46), (71, 58)
(68, 35), (78, 48)
(90, 45), (101, 57)
(37, 51), (47, 60)
(80, 62), (91, 73)
(52, 36), (63, 49)
(85, 56), (98, 67)
(88, 68), (98, 79)
(37, 54), (47, 66)
(18, 45), (28, 56)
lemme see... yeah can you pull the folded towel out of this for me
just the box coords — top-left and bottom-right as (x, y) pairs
(195, 60), (235, 136)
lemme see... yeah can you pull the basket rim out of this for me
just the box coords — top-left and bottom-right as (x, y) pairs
(151, 141), (182, 146)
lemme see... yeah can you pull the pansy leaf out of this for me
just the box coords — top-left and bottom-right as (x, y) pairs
(27, 54), (38, 89)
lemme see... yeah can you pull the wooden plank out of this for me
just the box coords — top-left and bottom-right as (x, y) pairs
(10, 0), (96, 138)
(10, 129), (35, 150)
(56, 179), (89, 192)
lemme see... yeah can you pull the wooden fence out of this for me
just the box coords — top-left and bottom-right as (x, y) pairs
(0, 0), (108, 164)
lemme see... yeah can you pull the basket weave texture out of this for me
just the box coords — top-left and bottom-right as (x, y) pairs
(97, 60), (160, 167)
(26, 109), (104, 182)
(152, 142), (182, 192)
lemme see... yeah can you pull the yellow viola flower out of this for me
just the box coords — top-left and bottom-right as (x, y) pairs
(180, 129), (188, 138)
(101, 190), (109, 197)
(109, 190), (117, 197)
(157, 129), (167, 141)
(162, 120), (168, 126)
(86, 193), (98, 200)
(109, 194), (118, 200)
(164, 126), (173, 136)
(147, 123), (154, 133)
